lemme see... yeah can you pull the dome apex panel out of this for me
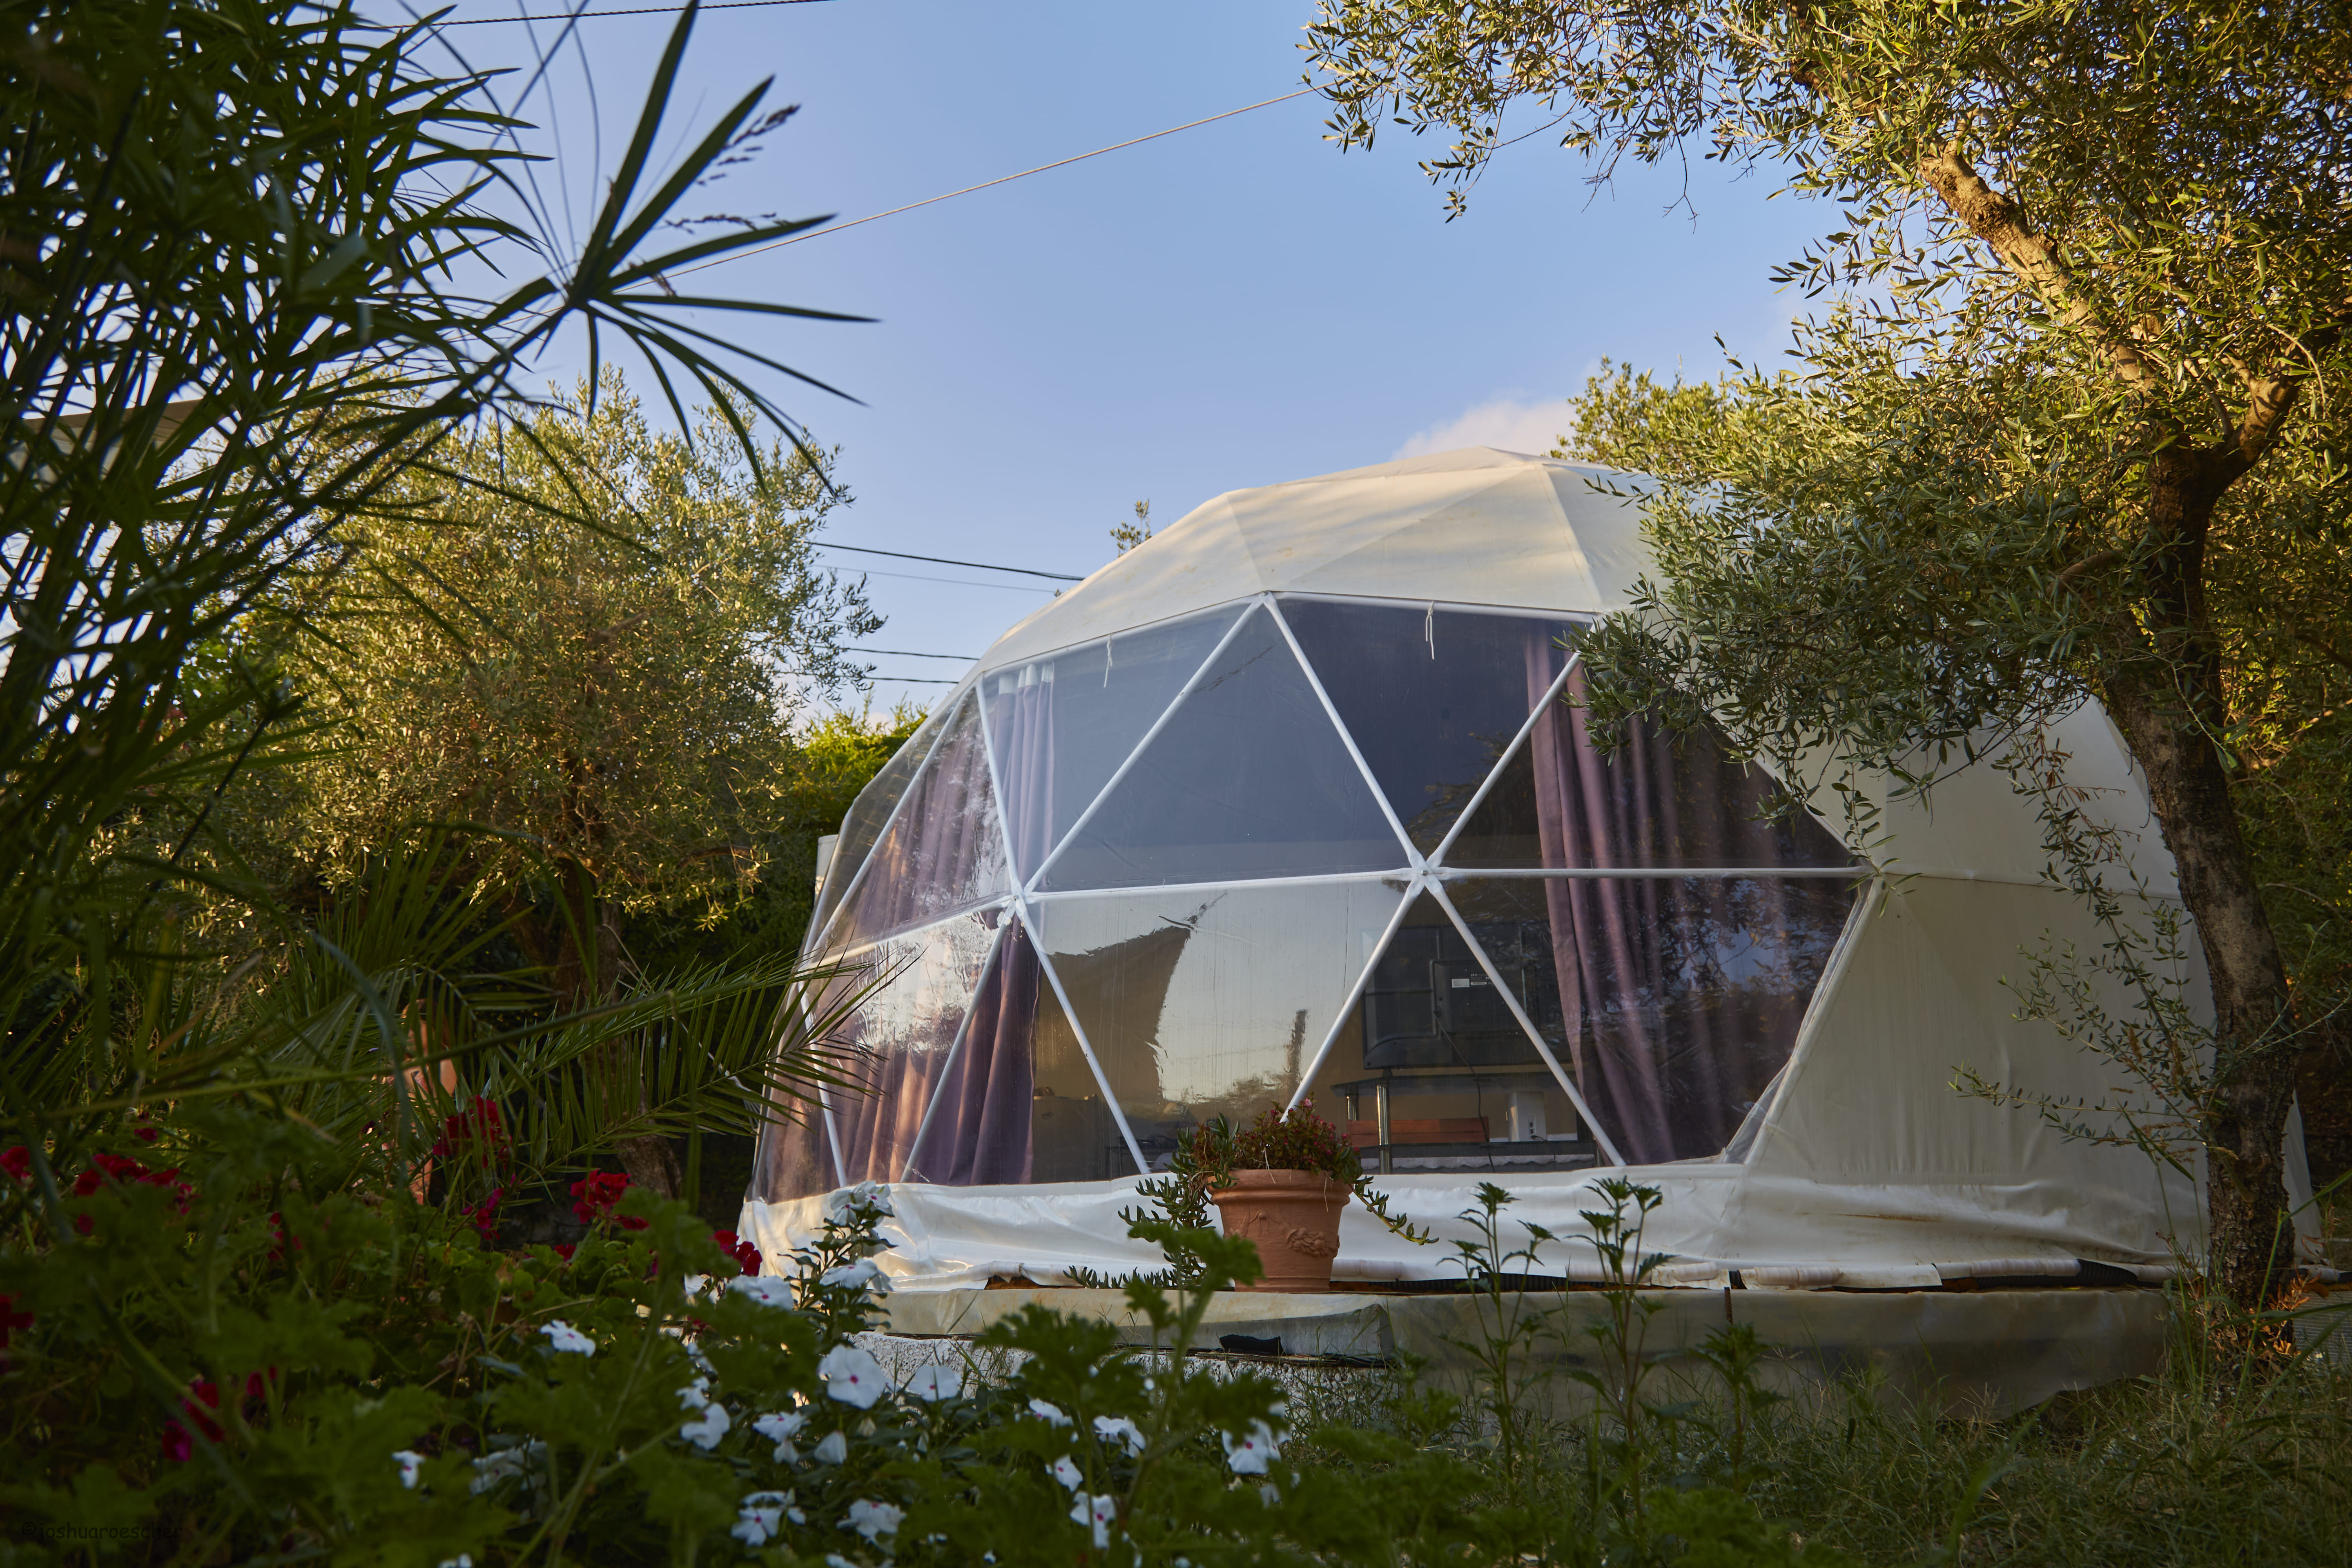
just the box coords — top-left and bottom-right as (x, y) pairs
(978, 450), (1651, 673)
(1283, 467), (1603, 610)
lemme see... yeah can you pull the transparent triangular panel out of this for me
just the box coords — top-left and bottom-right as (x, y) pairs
(1036, 606), (1407, 889)
(983, 605), (1243, 882)
(823, 692), (1011, 951)
(1294, 887), (1590, 1173)
(806, 695), (962, 949)
(1027, 948), (1139, 1181)
(1281, 598), (1576, 853)
(1442, 665), (1858, 869)
(1447, 874), (1857, 1163)
(1032, 878), (1405, 1167)
(814, 909), (1001, 1185)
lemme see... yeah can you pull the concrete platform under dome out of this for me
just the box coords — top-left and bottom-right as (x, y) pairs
(873, 1283), (2170, 1421)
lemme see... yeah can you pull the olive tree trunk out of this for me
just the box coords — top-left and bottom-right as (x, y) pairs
(2102, 450), (2303, 1307)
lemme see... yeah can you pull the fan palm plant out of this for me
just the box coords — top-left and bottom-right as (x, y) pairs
(2, 0), (872, 1213)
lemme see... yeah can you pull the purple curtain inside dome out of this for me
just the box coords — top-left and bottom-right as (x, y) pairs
(805, 920), (1043, 1193)
(905, 922), (1040, 1185)
(1524, 650), (1849, 1164)
(831, 696), (1008, 948)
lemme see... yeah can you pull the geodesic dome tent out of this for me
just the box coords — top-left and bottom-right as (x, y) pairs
(743, 448), (2214, 1291)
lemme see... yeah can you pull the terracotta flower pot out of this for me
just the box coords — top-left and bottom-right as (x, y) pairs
(1209, 1168), (1351, 1292)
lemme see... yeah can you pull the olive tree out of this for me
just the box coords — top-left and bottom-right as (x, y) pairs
(1308, 0), (2352, 1301)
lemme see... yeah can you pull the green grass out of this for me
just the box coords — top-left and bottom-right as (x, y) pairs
(1266, 1289), (2352, 1566)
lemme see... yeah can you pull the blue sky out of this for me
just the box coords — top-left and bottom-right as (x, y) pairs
(429, 0), (1826, 711)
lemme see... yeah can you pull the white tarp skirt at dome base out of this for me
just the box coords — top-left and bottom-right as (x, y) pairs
(741, 448), (2270, 1292)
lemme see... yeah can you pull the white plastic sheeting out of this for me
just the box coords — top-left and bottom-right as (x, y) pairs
(746, 447), (2235, 1289)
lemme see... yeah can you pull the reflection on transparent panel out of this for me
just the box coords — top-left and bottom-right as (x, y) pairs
(750, 1096), (833, 1201)
(818, 911), (1002, 1186)
(1444, 666), (1857, 869)
(1360, 889), (1556, 1071)
(1038, 606), (1406, 889)
(903, 922), (1039, 1187)
(1029, 966), (1135, 1182)
(827, 693), (1012, 950)
(985, 607), (1244, 881)
(1282, 599), (1576, 853)
(807, 696), (960, 947)
(1034, 879), (1405, 1169)
(1306, 889), (1582, 1169)
(1449, 875), (1857, 1163)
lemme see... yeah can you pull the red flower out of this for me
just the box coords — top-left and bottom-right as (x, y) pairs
(72, 1153), (195, 1211)
(134, 1126), (158, 1145)
(569, 1172), (645, 1230)
(712, 1229), (762, 1276)
(0, 1294), (33, 1354)
(469, 1187), (504, 1243)
(163, 1379), (225, 1459)
(1, 1146), (30, 1183)
(430, 1097), (508, 1163)
(552, 1243), (575, 1263)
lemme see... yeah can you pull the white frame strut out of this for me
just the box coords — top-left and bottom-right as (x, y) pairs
(1265, 594), (1425, 872)
(1427, 877), (1628, 1168)
(976, 678), (1154, 1179)
(803, 682), (977, 959)
(1023, 599), (1259, 895)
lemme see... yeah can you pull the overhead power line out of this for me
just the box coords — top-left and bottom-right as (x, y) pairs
(440, 0), (834, 25)
(855, 566), (1054, 593)
(849, 646), (978, 661)
(673, 87), (1315, 274)
(864, 674), (958, 684)
(815, 540), (1082, 581)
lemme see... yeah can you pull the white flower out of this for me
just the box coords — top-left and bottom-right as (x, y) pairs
(733, 1490), (793, 1548)
(827, 1179), (894, 1220)
(843, 1498), (903, 1542)
(1048, 1454), (1083, 1492)
(753, 1409), (807, 1462)
(819, 1256), (890, 1293)
(1068, 1491), (1117, 1550)
(1260, 1483), (1281, 1506)
(681, 1400), (732, 1450)
(683, 1272), (709, 1298)
(1026, 1398), (1071, 1428)
(729, 1273), (796, 1309)
(392, 1449), (424, 1489)
(1093, 1414), (1145, 1456)
(677, 1376), (713, 1410)
(902, 1363), (963, 1403)
(437, 1557), (472, 1568)
(818, 1343), (887, 1408)
(541, 1320), (595, 1356)
(825, 1557), (856, 1568)
(469, 1440), (547, 1495)
(1222, 1420), (1282, 1475)
(811, 1430), (849, 1465)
